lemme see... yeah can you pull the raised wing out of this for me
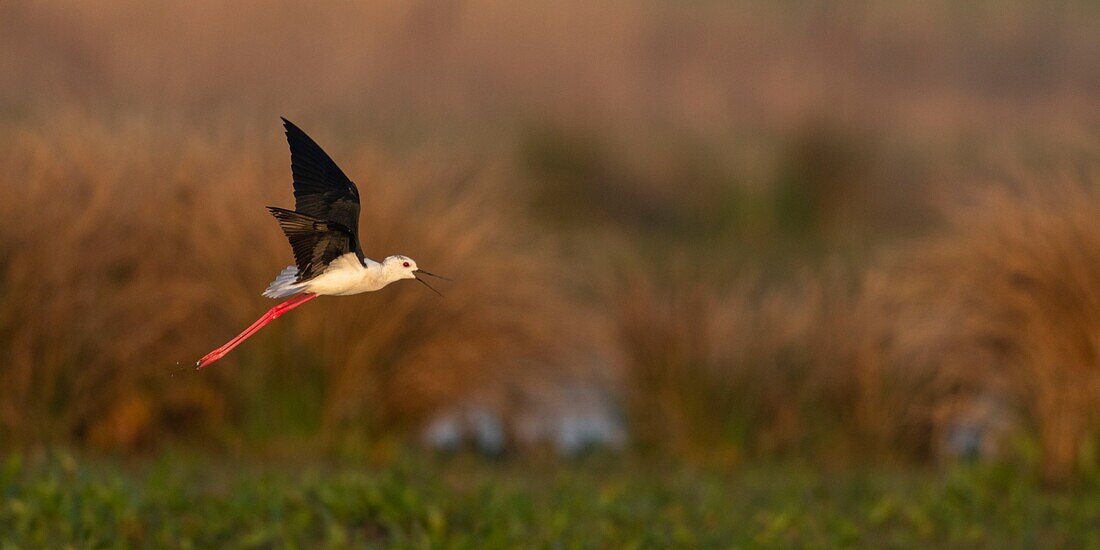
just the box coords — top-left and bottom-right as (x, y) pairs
(267, 207), (356, 281)
(281, 117), (363, 256)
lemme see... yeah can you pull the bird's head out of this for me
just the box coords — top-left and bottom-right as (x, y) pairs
(383, 255), (449, 296)
(383, 255), (419, 279)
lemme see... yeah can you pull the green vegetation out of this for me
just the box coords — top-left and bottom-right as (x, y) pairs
(2, 451), (1097, 548)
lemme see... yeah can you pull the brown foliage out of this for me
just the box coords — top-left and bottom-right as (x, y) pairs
(865, 173), (1100, 481)
(614, 169), (1100, 480)
(0, 113), (618, 448)
(2, 0), (1100, 481)
(614, 262), (867, 462)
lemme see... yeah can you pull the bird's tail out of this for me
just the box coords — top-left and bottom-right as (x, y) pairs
(263, 266), (303, 298)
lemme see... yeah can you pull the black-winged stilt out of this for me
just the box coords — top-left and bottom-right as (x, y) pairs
(195, 118), (448, 369)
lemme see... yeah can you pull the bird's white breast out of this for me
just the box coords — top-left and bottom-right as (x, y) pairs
(301, 253), (388, 296)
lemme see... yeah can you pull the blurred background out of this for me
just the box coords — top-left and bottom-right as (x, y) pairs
(3, 0), (1100, 502)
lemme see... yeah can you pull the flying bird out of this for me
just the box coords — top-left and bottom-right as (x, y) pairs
(195, 118), (448, 369)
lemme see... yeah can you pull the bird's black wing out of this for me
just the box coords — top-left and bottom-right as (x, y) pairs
(281, 117), (363, 257)
(268, 207), (356, 282)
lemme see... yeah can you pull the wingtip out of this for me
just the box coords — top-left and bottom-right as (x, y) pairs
(266, 206), (301, 220)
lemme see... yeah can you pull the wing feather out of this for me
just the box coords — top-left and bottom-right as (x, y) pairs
(281, 118), (363, 256)
(267, 207), (355, 281)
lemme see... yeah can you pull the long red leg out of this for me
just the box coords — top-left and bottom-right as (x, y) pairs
(195, 293), (318, 370)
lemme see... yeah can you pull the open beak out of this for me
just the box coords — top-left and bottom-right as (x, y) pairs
(415, 269), (451, 281)
(414, 269), (449, 297)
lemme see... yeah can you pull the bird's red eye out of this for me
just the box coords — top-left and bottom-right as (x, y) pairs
(403, 262), (410, 268)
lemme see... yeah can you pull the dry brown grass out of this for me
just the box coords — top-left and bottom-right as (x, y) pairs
(0, 112), (617, 449)
(860, 171), (1100, 481)
(0, 113), (237, 447)
(612, 261), (867, 462)
(614, 167), (1100, 480)
(3, 0), (1100, 480)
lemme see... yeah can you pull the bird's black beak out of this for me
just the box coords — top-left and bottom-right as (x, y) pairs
(415, 269), (451, 281)
(413, 269), (448, 297)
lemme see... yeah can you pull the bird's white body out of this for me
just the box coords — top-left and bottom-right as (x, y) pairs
(263, 254), (418, 298)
